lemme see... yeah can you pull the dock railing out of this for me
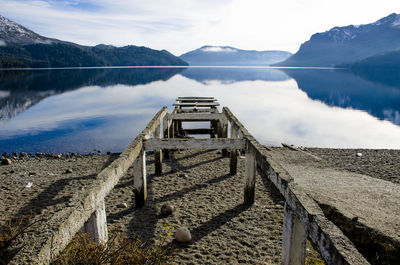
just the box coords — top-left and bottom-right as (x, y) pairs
(222, 107), (369, 265)
(10, 107), (168, 265)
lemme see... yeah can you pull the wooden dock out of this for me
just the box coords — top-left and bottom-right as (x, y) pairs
(9, 97), (370, 265)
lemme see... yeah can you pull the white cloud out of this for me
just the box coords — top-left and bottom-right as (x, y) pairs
(201, 46), (236, 52)
(0, 39), (6, 46)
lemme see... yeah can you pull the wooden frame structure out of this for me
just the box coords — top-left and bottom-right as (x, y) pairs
(12, 97), (369, 265)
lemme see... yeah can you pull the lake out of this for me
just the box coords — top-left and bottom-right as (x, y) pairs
(1, 66), (400, 154)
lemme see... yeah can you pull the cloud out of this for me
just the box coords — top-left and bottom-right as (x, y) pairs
(0, 0), (399, 54)
(201, 46), (237, 52)
(0, 39), (5, 46)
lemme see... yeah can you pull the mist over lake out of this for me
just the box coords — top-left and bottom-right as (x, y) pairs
(1, 67), (400, 154)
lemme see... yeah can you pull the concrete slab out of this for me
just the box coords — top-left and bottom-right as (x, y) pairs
(268, 148), (400, 263)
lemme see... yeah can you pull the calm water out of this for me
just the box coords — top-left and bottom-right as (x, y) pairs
(1, 67), (400, 154)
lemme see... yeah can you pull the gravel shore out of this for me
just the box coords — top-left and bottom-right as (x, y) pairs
(1, 148), (399, 264)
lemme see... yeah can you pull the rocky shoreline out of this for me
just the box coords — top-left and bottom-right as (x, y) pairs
(1, 147), (399, 264)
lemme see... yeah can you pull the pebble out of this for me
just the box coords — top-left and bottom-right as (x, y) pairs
(356, 153), (363, 157)
(178, 173), (188, 178)
(160, 204), (174, 217)
(175, 227), (191, 243)
(66, 169), (73, 174)
(1, 158), (12, 165)
(25, 182), (33, 188)
(118, 202), (128, 208)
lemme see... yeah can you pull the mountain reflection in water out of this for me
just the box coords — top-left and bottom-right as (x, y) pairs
(0, 66), (399, 154)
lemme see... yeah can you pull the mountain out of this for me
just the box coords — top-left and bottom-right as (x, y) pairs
(341, 49), (400, 70)
(180, 45), (292, 66)
(281, 68), (400, 125)
(338, 50), (400, 88)
(0, 15), (188, 68)
(277, 13), (400, 67)
(0, 67), (184, 124)
(181, 67), (290, 84)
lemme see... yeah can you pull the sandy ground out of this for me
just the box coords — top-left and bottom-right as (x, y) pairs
(1, 148), (399, 264)
(105, 150), (285, 264)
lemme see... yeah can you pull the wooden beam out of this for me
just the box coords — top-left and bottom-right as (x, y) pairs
(133, 149), (147, 207)
(182, 128), (214, 135)
(176, 108), (218, 113)
(230, 124), (239, 175)
(177, 97), (215, 100)
(283, 203), (307, 265)
(143, 138), (246, 150)
(167, 113), (226, 121)
(81, 200), (108, 245)
(244, 143), (256, 204)
(154, 125), (162, 176)
(173, 102), (220, 107)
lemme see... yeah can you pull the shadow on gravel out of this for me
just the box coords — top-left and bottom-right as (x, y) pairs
(126, 171), (158, 242)
(166, 203), (251, 248)
(163, 157), (222, 174)
(15, 174), (97, 218)
(156, 173), (232, 203)
(171, 150), (215, 162)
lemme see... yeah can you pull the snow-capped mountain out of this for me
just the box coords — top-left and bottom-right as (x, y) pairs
(0, 15), (187, 68)
(180, 45), (292, 66)
(277, 13), (400, 67)
(0, 15), (59, 45)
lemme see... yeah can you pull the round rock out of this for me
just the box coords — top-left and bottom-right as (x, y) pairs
(175, 227), (191, 243)
(1, 158), (11, 165)
(160, 204), (174, 217)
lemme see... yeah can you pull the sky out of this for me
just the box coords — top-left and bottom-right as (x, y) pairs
(0, 0), (399, 55)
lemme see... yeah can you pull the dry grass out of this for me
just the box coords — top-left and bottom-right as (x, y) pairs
(0, 214), (38, 265)
(50, 228), (174, 265)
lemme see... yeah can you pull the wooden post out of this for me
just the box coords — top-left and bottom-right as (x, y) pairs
(154, 124), (162, 175)
(82, 200), (108, 244)
(210, 120), (217, 138)
(170, 120), (175, 139)
(283, 203), (307, 265)
(244, 142), (256, 204)
(163, 116), (170, 159)
(133, 149), (147, 207)
(221, 120), (228, 157)
(230, 124), (239, 175)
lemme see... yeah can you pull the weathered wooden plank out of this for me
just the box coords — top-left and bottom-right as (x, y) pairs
(230, 124), (239, 175)
(133, 149), (147, 207)
(173, 102), (220, 107)
(143, 138), (246, 150)
(176, 108), (218, 113)
(167, 113), (226, 121)
(282, 203), (306, 265)
(221, 120), (228, 157)
(244, 143), (256, 204)
(177, 99), (217, 103)
(81, 200), (108, 245)
(182, 128), (214, 135)
(154, 125), (162, 176)
(177, 96), (215, 100)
